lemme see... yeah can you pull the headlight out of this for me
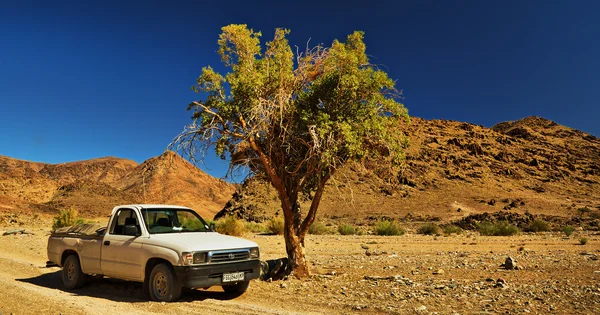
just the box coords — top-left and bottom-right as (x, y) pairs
(193, 252), (207, 264)
(249, 247), (260, 259)
(182, 252), (193, 265)
(182, 252), (207, 265)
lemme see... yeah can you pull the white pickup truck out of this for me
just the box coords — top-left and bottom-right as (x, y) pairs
(47, 204), (261, 302)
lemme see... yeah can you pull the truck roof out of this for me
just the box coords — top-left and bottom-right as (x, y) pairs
(114, 204), (193, 210)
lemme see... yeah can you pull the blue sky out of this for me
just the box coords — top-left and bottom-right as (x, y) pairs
(1, 0), (599, 180)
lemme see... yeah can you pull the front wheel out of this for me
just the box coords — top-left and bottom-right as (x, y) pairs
(148, 263), (181, 302)
(222, 280), (250, 295)
(62, 254), (86, 290)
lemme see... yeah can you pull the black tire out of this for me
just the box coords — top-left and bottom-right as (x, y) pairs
(62, 254), (86, 290)
(222, 280), (250, 295)
(148, 263), (181, 302)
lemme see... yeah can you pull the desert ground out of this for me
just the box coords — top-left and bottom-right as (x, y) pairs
(0, 214), (599, 315)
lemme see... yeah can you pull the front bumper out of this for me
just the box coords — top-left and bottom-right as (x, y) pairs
(173, 259), (261, 288)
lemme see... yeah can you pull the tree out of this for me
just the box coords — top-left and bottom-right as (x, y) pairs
(172, 24), (409, 277)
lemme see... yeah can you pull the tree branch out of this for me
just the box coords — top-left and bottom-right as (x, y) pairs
(298, 168), (333, 238)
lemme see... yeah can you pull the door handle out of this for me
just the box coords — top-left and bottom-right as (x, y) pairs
(103, 241), (110, 246)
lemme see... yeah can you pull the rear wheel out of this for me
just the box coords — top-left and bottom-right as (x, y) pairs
(222, 280), (250, 295)
(62, 255), (86, 290)
(148, 263), (181, 302)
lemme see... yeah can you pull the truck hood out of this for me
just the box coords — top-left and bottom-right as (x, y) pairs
(147, 232), (258, 252)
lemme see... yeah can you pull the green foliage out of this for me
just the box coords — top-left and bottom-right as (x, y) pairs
(172, 24), (409, 250)
(578, 207), (591, 217)
(245, 221), (267, 233)
(525, 219), (549, 232)
(308, 222), (331, 235)
(417, 223), (440, 235)
(52, 206), (85, 230)
(563, 225), (575, 236)
(579, 237), (588, 245)
(477, 221), (520, 236)
(338, 224), (357, 235)
(266, 216), (284, 235)
(374, 220), (405, 236)
(214, 215), (247, 236)
(442, 225), (463, 235)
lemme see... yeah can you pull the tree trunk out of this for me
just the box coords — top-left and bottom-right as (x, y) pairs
(284, 232), (310, 278)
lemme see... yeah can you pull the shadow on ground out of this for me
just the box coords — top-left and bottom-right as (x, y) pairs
(17, 269), (244, 303)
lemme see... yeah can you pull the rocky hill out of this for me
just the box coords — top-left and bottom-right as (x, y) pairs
(217, 116), (600, 226)
(0, 151), (234, 218)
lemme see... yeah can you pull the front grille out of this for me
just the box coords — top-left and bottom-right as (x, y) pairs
(209, 250), (249, 263)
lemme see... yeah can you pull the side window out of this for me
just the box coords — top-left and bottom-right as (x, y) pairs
(110, 209), (140, 235)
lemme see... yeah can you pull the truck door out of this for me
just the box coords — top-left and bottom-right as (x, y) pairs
(100, 208), (145, 280)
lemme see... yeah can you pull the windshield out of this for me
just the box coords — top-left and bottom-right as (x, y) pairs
(141, 208), (211, 234)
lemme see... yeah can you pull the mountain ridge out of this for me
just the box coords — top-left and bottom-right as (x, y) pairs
(0, 150), (234, 218)
(1, 116), (599, 226)
(216, 115), (600, 225)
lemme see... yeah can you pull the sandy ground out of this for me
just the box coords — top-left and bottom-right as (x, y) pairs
(0, 218), (599, 314)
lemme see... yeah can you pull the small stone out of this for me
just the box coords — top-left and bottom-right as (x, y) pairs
(433, 269), (444, 275)
(416, 305), (427, 312)
(161, 301), (166, 306)
(495, 278), (509, 288)
(502, 256), (517, 270)
(280, 283), (287, 289)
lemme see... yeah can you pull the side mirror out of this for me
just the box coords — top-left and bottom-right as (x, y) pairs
(210, 223), (216, 231)
(124, 224), (139, 236)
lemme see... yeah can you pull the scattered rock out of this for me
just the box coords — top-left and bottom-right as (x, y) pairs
(280, 283), (287, 289)
(2, 229), (34, 236)
(502, 256), (518, 270)
(495, 278), (509, 289)
(416, 305), (427, 312)
(433, 269), (444, 275)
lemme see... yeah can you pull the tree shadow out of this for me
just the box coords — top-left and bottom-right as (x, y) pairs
(17, 269), (245, 302)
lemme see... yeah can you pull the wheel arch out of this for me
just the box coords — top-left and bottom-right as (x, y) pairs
(144, 258), (172, 282)
(61, 250), (79, 266)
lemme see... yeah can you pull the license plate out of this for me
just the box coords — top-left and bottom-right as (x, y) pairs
(222, 272), (245, 282)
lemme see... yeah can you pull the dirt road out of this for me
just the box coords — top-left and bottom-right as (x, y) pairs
(1, 219), (599, 314)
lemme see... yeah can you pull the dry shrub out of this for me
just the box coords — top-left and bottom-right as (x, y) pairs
(52, 206), (85, 230)
(477, 220), (519, 236)
(374, 220), (405, 236)
(215, 215), (247, 236)
(442, 225), (463, 235)
(338, 224), (357, 235)
(308, 222), (331, 235)
(525, 219), (549, 232)
(417, 223), (440, 235)
(266, 216), (284, 235)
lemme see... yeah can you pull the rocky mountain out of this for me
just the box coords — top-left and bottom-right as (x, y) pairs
(0, 151), (234, 218)
(217, 116), (600, 225)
